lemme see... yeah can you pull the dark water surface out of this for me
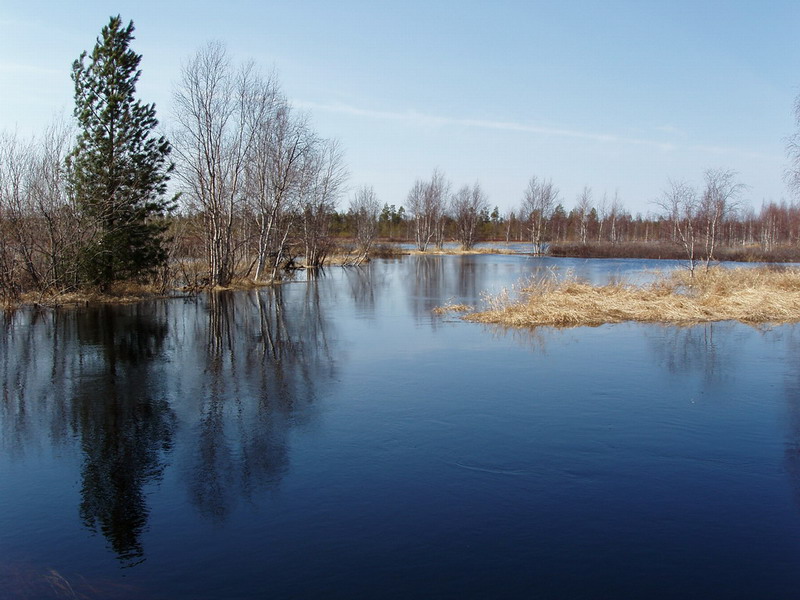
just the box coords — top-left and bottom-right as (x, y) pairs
(2, 255), (800, 598)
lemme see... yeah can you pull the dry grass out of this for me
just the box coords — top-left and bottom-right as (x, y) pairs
(432, 301), (475, 314)
(17, 281), (171, 308)
(464, 266), (800, 327)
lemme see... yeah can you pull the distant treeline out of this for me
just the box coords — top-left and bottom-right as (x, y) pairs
(327, 195), (800, 252)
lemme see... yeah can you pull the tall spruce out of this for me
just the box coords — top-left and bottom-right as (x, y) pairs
(68, 16), (174, 286)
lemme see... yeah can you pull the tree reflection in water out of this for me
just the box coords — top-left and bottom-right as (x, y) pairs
(71, 305), (176, 568)
(646, 324), (728, 383)
(782, 327), (800, 511)
(1, 303), (175, 567)
(0, 283), (338, 566)
(408, 255), (446, 322)
(185, 283), (336, 521)
(343, 264), (387, 317)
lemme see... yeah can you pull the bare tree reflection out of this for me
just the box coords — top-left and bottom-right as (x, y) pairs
(645, 324), (732, 384)
(185, 283), (336, 521)
(1, 284), (340, 562)
(1, 308), (70, 456)
(344, 264), (385, 316)
(408, 255), (447, 323)
(478, 322), (562, 355)
(455, 256), (479, 300)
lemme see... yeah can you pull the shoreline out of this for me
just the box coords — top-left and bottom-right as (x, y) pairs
(6, 247), (800, 310)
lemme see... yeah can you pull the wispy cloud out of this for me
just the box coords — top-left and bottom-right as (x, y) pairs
(296, 100), (676, 150)
(298, 100), (784, 163)
(693, 144), (779, 162)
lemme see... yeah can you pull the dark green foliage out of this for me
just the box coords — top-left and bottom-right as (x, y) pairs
(68, 16), (174, 287)
(378, 204), (406, 238)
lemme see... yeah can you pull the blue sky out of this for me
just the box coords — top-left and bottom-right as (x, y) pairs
(2, 0), (798, 214)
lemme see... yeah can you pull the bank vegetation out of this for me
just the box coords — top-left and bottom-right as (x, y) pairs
(461, 266), (800, 327)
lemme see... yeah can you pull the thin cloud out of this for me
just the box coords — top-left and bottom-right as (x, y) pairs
(297, 100), (676, 150)
(298, 100), (785, 164)
(692, 144), (780, 162)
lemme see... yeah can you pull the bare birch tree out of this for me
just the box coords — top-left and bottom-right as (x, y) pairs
(451, 181), (488, 250)
(786, 94), (800, 197)
(407, 169), (449, 251)
(430, 170), (450, 249)
(609, 190), (624, 244)
(300, 138), (347, 268)
(172, 42), (259, 287)
(596, 193), (608, 241)
(657, 179), (699, 274)
(348, 185), (381, 264)
(522, 176), (558, 254)
(575, 186), (592, 244)
(406, 180), (427, 250)
(245, 93), (313, 281)
(503, 209), (516, 243)
(699, 169), (744, 269)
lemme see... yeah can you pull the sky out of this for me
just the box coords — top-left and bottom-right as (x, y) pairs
(2, 0), (799, 215)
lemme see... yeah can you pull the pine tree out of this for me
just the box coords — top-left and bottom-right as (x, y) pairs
(68, 16), (174, 287)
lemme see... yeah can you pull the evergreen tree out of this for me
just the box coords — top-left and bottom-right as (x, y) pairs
(68, 16), (174, 287)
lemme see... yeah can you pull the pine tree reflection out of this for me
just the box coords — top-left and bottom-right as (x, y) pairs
(69, 304), (175, 567)
(0, 304), (176, 567)
(187, 284), (336, 521)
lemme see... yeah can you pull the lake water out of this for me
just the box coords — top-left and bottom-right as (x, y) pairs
(2, 255), (800, 599)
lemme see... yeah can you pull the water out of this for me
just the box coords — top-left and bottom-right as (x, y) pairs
(2, 255), (800, 598)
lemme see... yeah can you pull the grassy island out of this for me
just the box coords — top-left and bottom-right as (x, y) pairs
(441, 266), (800, 327)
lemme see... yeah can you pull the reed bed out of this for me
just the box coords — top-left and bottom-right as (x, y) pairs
(464, 266), (800, 327)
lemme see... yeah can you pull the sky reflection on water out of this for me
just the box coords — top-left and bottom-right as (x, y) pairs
(2, 255), (800, 598)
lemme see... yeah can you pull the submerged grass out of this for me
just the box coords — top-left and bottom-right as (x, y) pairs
(463, 266), (800, 327)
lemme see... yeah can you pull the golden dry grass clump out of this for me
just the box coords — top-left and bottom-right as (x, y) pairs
(17, 280), (167, 307)
(465, 266), (800, 327)
(432, 302), (475, 314)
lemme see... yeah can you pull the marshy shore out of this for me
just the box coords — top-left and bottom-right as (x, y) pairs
(438, 266), (800, 327)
